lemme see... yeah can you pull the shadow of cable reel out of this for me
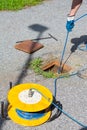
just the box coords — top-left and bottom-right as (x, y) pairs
(48, 97), (62, 122)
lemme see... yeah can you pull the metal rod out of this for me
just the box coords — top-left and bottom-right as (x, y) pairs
(9, 82), (12, 89)
(48, 33), (58, 41)
(1, 101), (5, 118)
(58, 31), (69, 73)
(28, 89), (33, 97)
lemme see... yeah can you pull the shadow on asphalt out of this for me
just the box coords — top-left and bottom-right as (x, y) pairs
(48, 98), (62, 122)
(0, 24), (62, 129)
(71, 35), (87, 52)
(14, 23), (48, 85)
(61, 35), (87, 71)
(0, 119), (4, 129)
(1, 27), (87, 130)
(0, 23), (49, 129)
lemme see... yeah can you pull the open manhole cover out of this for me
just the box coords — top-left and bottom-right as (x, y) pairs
(41, 59), (71, 74)
(30, 55), (72, 78)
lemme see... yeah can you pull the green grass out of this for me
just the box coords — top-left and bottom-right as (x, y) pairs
(29, 57), (71, 79)
(0, 0), (44, 11)
(30, 57), (57, 78)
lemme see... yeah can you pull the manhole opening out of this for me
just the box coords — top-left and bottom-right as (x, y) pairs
(30, 57), (72, 78)
(41, 60), (72, 75)
(43, 65), (68, 74)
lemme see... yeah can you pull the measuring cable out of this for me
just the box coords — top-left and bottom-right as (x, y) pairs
(58, 14), (87, 73)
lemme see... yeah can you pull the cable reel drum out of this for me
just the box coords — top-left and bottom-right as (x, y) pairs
(7, 83), (53, 126)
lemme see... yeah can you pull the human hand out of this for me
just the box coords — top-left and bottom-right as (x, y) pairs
(66, 16), (75, 32)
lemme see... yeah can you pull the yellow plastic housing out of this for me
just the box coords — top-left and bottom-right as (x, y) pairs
(8, 83), (53, 112)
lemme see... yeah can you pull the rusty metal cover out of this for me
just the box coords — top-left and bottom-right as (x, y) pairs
(15, 40), (44, 54)
(41, 59), (71, 73)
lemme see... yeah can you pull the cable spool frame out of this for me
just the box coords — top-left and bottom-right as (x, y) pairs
(7, 83), (53, 126)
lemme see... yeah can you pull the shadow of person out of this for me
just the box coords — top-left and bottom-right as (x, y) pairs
(61, 35), (87, 71)
(28, 24), (48, 33)
(0, 24), (49, 130)
(14, 24), (48, 85)
(71, 35), (87, 53)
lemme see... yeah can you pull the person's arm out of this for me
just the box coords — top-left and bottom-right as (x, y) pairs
(66, 0), (83, 32)
(68, 0), (83, 16)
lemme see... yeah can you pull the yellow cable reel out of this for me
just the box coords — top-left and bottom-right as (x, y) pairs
(7, 83), (53, 126)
